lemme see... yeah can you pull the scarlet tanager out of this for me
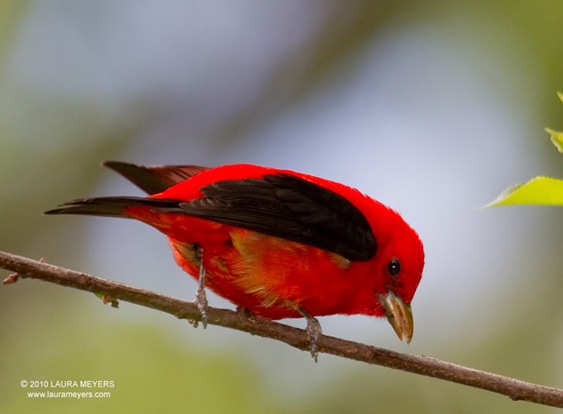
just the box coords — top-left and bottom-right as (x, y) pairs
(46, 161), (424, 359)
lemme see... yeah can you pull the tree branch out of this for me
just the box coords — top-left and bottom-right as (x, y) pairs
(1, 250), (562, 408)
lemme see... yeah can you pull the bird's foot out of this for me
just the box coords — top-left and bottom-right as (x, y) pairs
(192, 247), (208, 328)
(296, 307), (322, 362)
(236, 305), (254, 318)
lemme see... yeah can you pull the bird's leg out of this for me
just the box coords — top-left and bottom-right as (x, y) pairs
(192, 245), (208, 328)
(295, 306), (322, 362)
(236, 305), (254, 318)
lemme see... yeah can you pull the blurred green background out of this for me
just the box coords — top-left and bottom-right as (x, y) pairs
(1, 1), (562, 413)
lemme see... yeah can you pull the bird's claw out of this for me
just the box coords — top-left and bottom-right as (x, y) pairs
(193, 284), (208, 329)
(295, 306), (322, 362)
(192, 246), (208, 328)
(305, 316), (322, 362)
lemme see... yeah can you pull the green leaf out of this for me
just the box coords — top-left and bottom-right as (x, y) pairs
(486, 176), (563, 207)
(545, 128), (563, 153)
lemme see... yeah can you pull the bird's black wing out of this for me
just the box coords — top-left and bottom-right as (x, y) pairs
(170, 173), (377, 261)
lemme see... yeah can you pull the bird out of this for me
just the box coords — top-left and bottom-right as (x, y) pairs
(46, 161), (425, 360)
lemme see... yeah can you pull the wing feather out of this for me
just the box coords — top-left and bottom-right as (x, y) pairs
(170, 173), (377, 261)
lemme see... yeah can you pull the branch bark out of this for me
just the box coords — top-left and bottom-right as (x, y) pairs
(1, 250), (562, 408)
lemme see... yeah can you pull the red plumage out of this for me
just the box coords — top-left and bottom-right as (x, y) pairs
(46, 161), (424, 354)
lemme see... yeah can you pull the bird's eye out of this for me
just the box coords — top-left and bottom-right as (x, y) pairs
(387, 258), (401, 277)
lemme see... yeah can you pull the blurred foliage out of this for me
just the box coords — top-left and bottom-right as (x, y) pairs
(547, 128), (563, 153)
(0, 1), (27, 74)
(1, 1), (562, 413)
(1, 293), (282, 414)
(487, 175), (563, 207)
(487, 95), (563, 207)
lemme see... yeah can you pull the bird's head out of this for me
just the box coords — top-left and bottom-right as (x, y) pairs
(368, 207), (425, 343)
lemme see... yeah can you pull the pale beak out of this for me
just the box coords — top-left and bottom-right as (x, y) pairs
(378, 291), (414, 344)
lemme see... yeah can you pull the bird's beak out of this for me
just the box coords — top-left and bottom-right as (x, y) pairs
(378, 291), (414, 344)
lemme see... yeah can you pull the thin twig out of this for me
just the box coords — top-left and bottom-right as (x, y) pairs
(1, 250), (561, 408)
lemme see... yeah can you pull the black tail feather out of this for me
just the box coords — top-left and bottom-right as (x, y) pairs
(103, 161), (209, 195)
(45, 196), (179, 218)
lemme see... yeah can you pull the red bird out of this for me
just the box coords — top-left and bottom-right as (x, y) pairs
(46, 161), (424, 359)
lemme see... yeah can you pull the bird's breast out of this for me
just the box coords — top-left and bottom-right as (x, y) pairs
(165, 221), (375, 319)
